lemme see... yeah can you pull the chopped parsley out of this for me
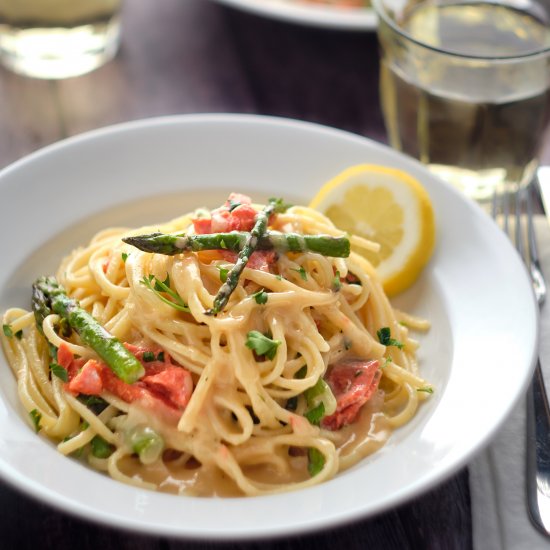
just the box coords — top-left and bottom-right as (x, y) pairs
(417, 386), (434, 394)
(50, 363), (68, 382)
(291, 266), (308, 281)
(252, 289), (268, 305)
(308, 447), (325, 477)
(227, 199), (242, 212)
(141, 273), (190, 313)
(90, 435), (114, 459)
(294, 365), (307, 379)
(332, 271), (342, 291)
(2, 324), (13, 338)
(268, 197), (292, 214)
(142, 351), (156, 362)
(58, 318), (72, 338)
(245, 331), (281, 360)
(121, 252), (129, 263)
(377, 327), (404, 349)
(78, 395), (109, 415)
(304, 402), (325, 426)
(29, 409), (42, 433)
(218, 266), (229, 283)
(284, 366), (312, 412)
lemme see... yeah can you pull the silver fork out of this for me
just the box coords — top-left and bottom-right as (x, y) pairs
(492, 182), (550, 536)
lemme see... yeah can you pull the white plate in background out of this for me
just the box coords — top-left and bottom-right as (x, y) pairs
(213, 0), (377, 30)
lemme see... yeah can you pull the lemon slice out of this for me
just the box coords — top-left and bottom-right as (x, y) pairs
(309, 164), (435, 296)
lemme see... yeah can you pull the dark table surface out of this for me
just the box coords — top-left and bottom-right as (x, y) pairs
(0, 1), (473, 548)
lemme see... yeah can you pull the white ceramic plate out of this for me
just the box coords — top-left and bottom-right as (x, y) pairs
(0, 114), (537, 540)
(213, 0), (377, 30)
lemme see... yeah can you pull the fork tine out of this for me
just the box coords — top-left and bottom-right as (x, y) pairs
(526, 181), (547, 306)
(515, 188), (524, 259)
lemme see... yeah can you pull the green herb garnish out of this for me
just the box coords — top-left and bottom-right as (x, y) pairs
(245, 330), (281, 360)
(50, 363), (68, 382)
(308, 447), (325, 477)
(141, 274), (190, 313)
(332, 271), (342, 291)
(142, 351), (155, 362)
(2, 324), (13, 338)
(417, 386), (434, 394)
(292, 266), (308, 281)
(268, 197), (292, 214)
(252, 289), (268, 305)
(78, 395), (109, 415)
(377, 327), (404, 349)
(218, 266), (229, 283)
(29, 409), (42, 432)
(227, 199), (242, 212)
(91, 435), (114, 458)
(304, 402), (325, 425)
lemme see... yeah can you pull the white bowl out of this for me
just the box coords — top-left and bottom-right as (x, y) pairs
(0, 114), (537, 540)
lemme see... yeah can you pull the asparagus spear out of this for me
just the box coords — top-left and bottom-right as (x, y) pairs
(32, 277), (145, 384)
(122, 231), (350, 258)
(206, 199), (278, 315)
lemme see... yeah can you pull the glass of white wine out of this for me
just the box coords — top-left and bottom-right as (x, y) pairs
(373, 0), (550, 201)
(0, 0), (122, 79)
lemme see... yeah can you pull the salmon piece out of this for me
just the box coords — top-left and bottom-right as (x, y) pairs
(193, 193), (257, 235)
(226, 204), (257, 231)
(219, 250), (277, 273)
(57, 342), (74, 370)
(247, 250), (277, 272)
(100, 366), (145, 402)
(101, 257), (110, 273)
(321, 359), (381, 431)
(211, 209), (231, 233)
(142, 367), (193, 409)
(191, 217), (212, 234)
(61, 343), (193, 414)
(67, 360), (103, 395)
(57, 342), (85, 379)
(224, 192), (252, 206)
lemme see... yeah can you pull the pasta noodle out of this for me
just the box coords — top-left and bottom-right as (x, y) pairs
(1, 193), (432, 497)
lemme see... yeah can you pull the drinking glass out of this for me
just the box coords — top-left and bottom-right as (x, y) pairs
(0, 0), (122, 79)
(373, 0), (550, 201)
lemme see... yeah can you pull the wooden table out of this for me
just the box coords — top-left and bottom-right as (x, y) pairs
(0, 1), (472, 548)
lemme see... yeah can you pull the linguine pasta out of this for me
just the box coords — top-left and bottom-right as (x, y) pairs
(1, 194), (431, 497)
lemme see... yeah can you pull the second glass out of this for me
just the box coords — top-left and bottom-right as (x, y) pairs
(373, 0), (550, 201)
(0, 0), (121, 79)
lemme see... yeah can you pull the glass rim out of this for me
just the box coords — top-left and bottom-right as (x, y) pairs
(372, 0), (550, 61)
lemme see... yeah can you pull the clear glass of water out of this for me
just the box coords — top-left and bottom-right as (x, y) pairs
(0, 0), (122, 79)
(373, 0), (550, 201)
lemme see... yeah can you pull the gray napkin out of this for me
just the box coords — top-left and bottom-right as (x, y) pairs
(470, 216), (550, 549)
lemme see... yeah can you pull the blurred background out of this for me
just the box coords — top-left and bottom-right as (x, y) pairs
(0, 0), (387, 169)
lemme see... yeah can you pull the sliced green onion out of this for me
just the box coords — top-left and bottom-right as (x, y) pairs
(127, 425), (164, 465)
(305, 378), (337, 416)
